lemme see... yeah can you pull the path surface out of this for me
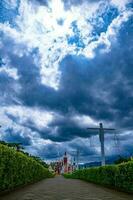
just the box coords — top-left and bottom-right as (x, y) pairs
(0, 176), (133, 200)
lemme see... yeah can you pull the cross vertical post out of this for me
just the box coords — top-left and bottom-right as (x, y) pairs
(76, 149), (79, 170)
(99, 123), (105, 166)
(87, 123), (115, 166)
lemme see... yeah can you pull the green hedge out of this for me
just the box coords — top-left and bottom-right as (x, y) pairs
(64, 161), (133, 193)
(0, 144), (53, 192)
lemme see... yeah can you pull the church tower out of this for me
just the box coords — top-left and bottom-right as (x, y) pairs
(63, 152), (68, 173)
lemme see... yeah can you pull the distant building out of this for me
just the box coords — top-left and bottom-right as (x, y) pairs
(54, 152), (77, 174)
(63, 152), (68, 173)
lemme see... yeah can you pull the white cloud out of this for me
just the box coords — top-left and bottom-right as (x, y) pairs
(111, 0), (130, 10)
(0, 0), (99, 89)
(72, 114), (98, 128)
(0, 67), (18, 80)
(0, 105), (55, 147)
(0, 0), (132, 90)
(83, 9), (132, 57)
(4, 106), (54, 129)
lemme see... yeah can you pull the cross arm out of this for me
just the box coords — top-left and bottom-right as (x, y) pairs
(87, 127), (115, 131)
(103, 128), (115, 131)
(87, 128), (99, 130)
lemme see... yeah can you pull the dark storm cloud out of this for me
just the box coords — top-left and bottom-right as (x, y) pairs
(35, 143), (65, 159)
(3, 127), (31, 146)
(51, 16), (133, 139)
(58, 54), (114, 120)
(1, 16), (133, 144)
(6, 112), (92, 142)
(35, 139), (96, 159)
(0, 36), (56, 108)
(68, 140), (96, 157)
(0, 71), (19, 105)
(39, 119), (90, 142)
(123, 144), (133, 157)
(59, 16), (133, 129)
(0, 10), (133, 160)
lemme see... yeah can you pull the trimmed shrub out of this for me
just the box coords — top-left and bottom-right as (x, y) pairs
(0, 144), (53, 192)
(64, 161), (133, 193)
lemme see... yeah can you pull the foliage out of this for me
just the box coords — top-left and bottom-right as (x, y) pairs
(114, 156), (133, 164)
(64, 161), (133, 193)
(0, 144), (53, 192)
(0, 141), (23, 151)
(30, 156), (49, 168)
(0, 141), (48, 168)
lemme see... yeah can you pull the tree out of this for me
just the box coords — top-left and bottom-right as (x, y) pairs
(30, 156), (48, 168)
(114, 156), (132, 164)
(0, 141), (24, 151)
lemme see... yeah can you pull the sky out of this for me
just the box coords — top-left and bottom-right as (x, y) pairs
(0, 0), (133, 163)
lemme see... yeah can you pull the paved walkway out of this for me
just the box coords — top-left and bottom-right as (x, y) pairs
(0, 176), (133, 200)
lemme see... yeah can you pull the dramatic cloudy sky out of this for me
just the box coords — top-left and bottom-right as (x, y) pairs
(0, 0), (133, 163)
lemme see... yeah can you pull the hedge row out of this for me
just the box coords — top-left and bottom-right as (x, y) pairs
(0, 144), (53, 192)
(64, 161), (133, 193)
